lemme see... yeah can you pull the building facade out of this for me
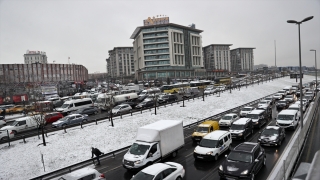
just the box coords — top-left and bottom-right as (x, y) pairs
(230, 48), (255, 72)
(203, 44), (232, 77)
(131, 18), (205, 81)
(107, 47), (135, 79)
(0, 63), (88, 84)
(24, 50), (48, 64)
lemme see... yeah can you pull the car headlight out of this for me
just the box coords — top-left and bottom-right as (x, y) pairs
(241, 170), (248, 175)
(258, 138), (261, 141)
(134, 160), (141, 164)
(291, 122), (294, 125)
(194, 149), (197, 153)
(206, 151), (213, 155)
(238, 133), (243, 136)
(219, 165), (223, 171)
(255, 122), (259, 124)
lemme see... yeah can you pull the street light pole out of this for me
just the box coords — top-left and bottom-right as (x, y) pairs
(310, 49), (317, 94)
(287, 16), (314, 129)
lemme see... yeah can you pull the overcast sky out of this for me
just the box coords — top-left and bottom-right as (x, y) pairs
(0, 0), (319, 74)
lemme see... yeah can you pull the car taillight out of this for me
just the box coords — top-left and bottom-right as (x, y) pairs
(10, 131), (14, 134)
(99, 174), (105, 178)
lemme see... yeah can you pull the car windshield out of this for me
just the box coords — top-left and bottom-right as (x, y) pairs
(60, 103), (70, 108)
(58, 117), (70, 121)
(278, 91), (285, 93)
(278, 101), (287, 104)
(222, 116), (232, 120)
(196, 126), (208, 133)
(288, 107), (299, 111)
(113, 106), (121, 109)
(259, 101), (267, 104)
(228, 151), (252, 163)
(277, 115), (294, 120)
(242, 108), (252, 111)
(74, 109), (84, 113)
(230, 124), (245, 130)
(287, 95), (293, 98)
(129, 143), (150, 155)
(199, 139), (219, 148)
(132, 171), (154, 180)
(95, 98), (106, 103)
(246, 114), (258, 119)
(262, 129), (279, 136)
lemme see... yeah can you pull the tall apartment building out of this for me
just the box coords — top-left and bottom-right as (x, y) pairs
(24, 50), (48, 64)
(0, 63), (88, 84)
(131, 17), (205, 81)
(203, 44), (232, 77)
(107, 47), (134, 78)
(230, 48), (255, 72)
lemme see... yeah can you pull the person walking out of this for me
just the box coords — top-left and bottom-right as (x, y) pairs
(91, 147), (104, 165)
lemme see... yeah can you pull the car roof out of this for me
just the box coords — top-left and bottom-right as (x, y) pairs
(242, 106), (254, 109)
(62, 167), (99, 179)
(234, 142), (258, 153)
(203, 130), (229, 140)
(233, 118), (251, 125)
(248, 109), (265, 114)
(265, 126), (280, 130)
(141, 163), (171, 175)
(199, 120), (217, 127)
(224, 113), (237, 116)
(278, 109), (298, 115)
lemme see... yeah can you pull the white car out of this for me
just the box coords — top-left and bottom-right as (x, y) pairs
(56, 167), (105, 180)
(240, 106), (255, 117)
(273, 93), (282, 100)
(219, 113), (239, 127)
(0, 129), (14, 141)
(131, 162), (185, 180)
(111, 104), (132, 115)
(257, 100), (271, 107)
(0, 118), (6, 127)
(204, 87), (216, 94)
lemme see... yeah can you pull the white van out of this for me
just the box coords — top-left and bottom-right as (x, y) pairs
(193, 130), (232, 161)
(276, 109), (299, 130)
(0, 116), (39, 134)
(138, 88), (161, 97)
(183, 87), (200, 98)
(56, 98), (93, 114)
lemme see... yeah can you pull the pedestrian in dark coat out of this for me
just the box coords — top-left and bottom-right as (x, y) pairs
(91, 147), (104, 165)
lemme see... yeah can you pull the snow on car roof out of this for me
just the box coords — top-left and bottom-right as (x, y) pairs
(265, 126), (280, 130)
(63, 167), (98, 179)
(141, 163), (170, 175)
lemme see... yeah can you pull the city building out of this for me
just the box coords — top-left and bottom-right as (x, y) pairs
(24, 50), (48, 64)
(0, 63), (88, 84)
(230, 48), (255, 73)
(203, 44), (232, 78)
(130, 16), (205, 81)
(254, 64), (268, 70)
(107, 47), (135, 79)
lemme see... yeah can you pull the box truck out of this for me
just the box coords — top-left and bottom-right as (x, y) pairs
(122, 120), (184, 171)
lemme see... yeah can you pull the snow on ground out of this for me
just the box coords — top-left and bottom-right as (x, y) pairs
(0, 76), (315, 180)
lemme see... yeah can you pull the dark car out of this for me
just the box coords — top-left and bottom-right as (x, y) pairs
(135, 100), (155, 109)
(276, 100), (289, 110)
(157, 94), (178, 104)
(218, 142), (266, 180)
(121, 101), (139, 109)
(72, 106), (99, 115)
(229, 118), (253, 140)
(258, 126), (285, 146)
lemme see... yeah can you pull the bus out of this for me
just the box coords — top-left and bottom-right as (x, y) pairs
(162, 83), (189, 94)
(213, 77), (231, 86)
(189, 80), (211, 89)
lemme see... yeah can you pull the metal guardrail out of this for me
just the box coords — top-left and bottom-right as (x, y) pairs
(30, 91), (277, 180)
(267, 93), (320, 180)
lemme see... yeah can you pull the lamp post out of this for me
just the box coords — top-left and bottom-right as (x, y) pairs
(287, 16), (314, 129)
(310, 49), (317, 94)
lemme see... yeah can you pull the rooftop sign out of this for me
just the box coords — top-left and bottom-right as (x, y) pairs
(143, 16), (169, 26)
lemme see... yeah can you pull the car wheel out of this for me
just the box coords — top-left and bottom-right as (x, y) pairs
(94, 111), (98, 115)
(214, 154), (219, 161)
(12, 130), (17, 135)
(1, 136), (9, 141)
(251, 173), (255, 180)
(171, 150), (178, 158)
(176, 177), (182, 180)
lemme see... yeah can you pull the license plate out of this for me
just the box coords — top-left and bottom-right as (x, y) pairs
(197, 156), (204, 159)
(264, 144), (270, 146)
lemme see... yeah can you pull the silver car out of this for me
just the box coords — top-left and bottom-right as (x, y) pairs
(112, 104), (132, 115)
(52, 114), (88, 128)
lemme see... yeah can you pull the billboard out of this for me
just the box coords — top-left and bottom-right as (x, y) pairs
(143, 16), (169, 26)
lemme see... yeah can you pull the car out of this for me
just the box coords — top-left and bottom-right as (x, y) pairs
(191, 120), (220, 142)
(246, 109), (267, 129)
(44, 112), (64, 124)
(264, 96), (275, 105)
(293, 101), (307, 112)
(229, 118), (253, 140)
(135, 100), (155, 109)
(219, 113), (239, 127)
(72, 106), (99, 115)
(239, 106), (255, 117)
(296, 89), (306, 98)
(131, 162), (185, 180)
(157, 94), (178, 104)
(111, 104), (132, 115)
(276, 100), (290, 110)
(52, 114), (89, 128)
(0, 129), (14, 141)
(257, 100), (271, 108)
(0, 118), (6, 127)
(182, 87), (200, 98)
(284, 94), (296, 103)
(273, 93), (282, 100)
(121, 101), (139, 109)
(258, 126), (285, 146)
(278, 90), (287, 97)
(56, 167), (105, 180)
(5, 105), (25, 114)
(304, 94), (314, 103)
(218, 142), (266, 180)
(204, 87), (216, 94)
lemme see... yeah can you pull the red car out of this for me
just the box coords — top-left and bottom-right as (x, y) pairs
(44, 112), (64, 124)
